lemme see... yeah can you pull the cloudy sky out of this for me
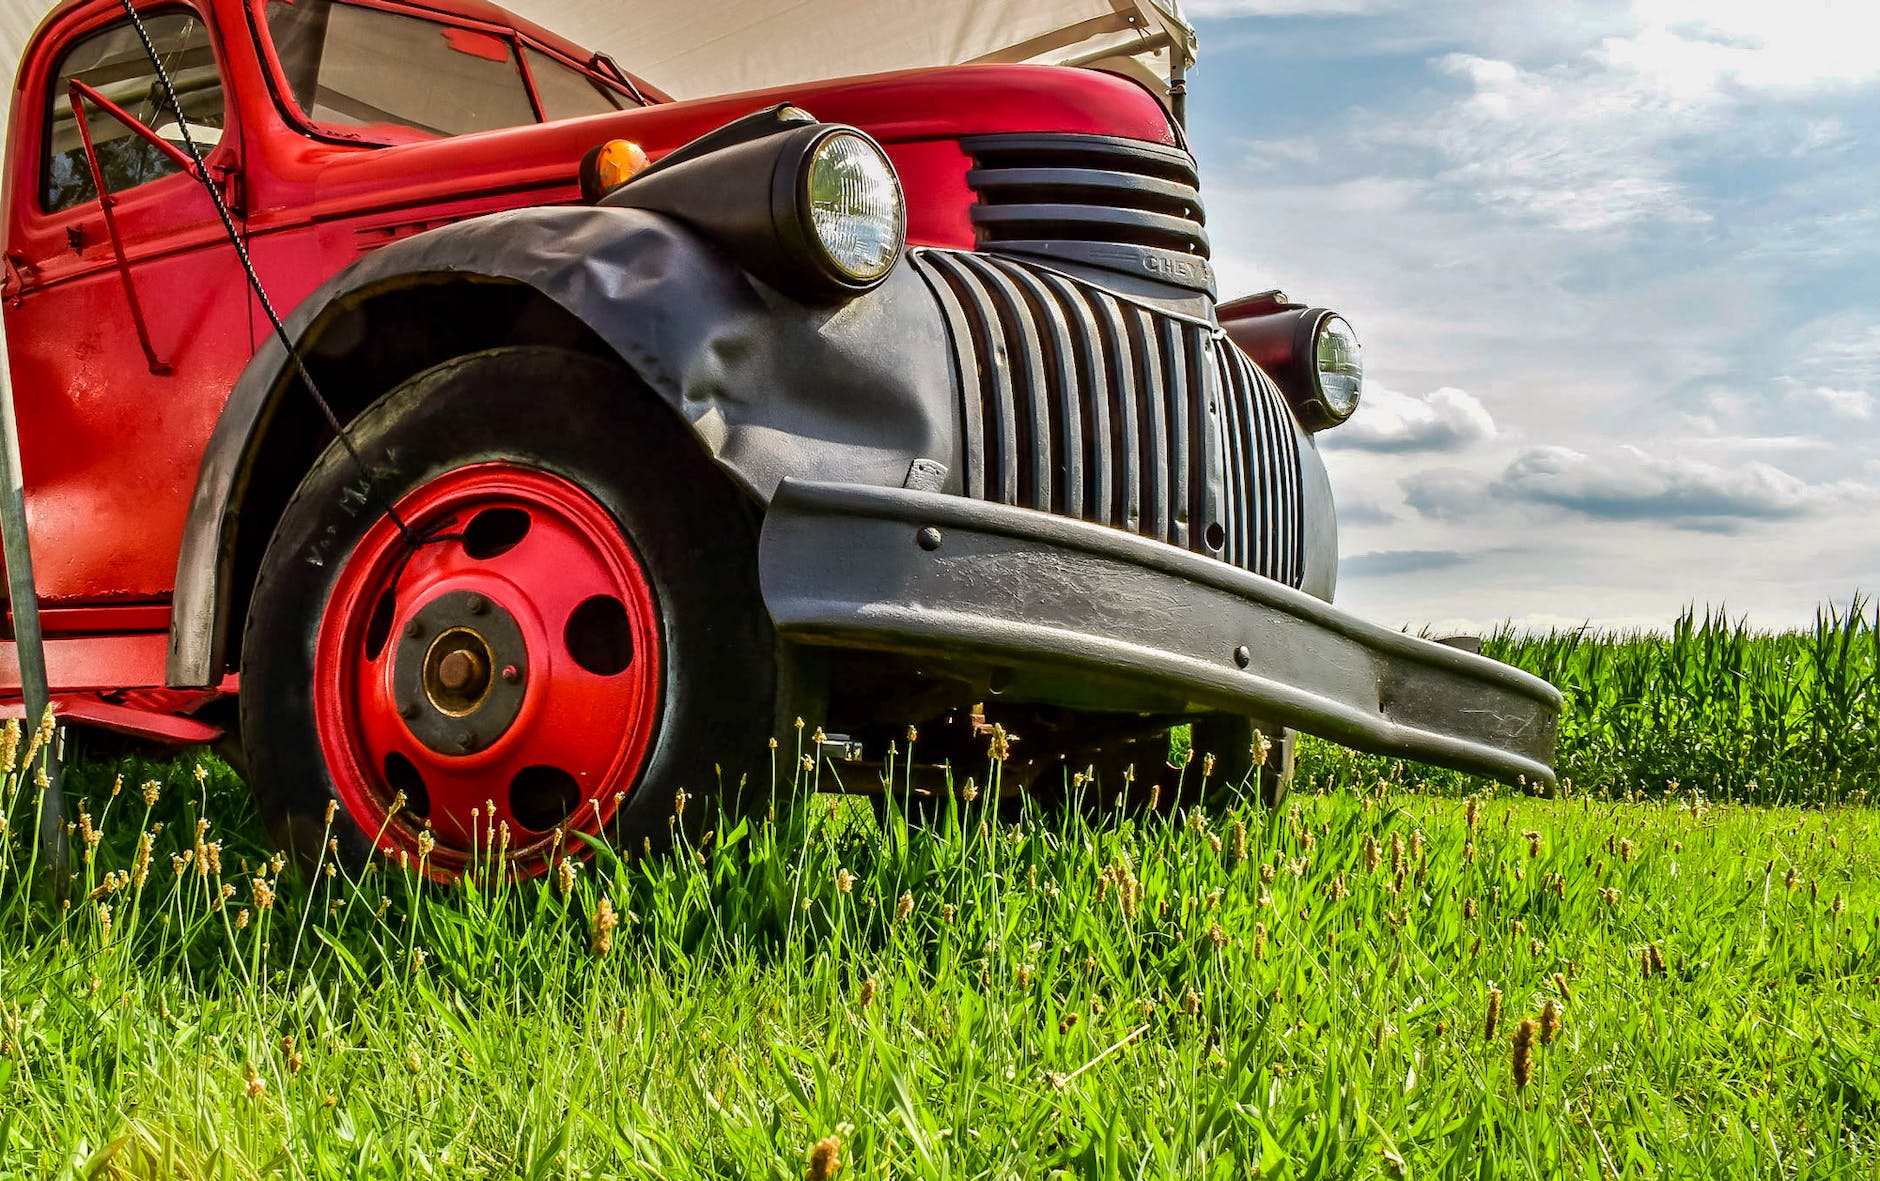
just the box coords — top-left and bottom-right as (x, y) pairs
(1184, 0), (1880, 631)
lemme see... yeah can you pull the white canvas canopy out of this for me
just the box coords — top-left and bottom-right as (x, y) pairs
(2, 1), (1194, 108)
(2, 5), (39, 89)
(506, 0), (1194, 100)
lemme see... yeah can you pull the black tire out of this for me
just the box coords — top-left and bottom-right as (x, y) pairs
(240, 346), (776, 871)
(1190, 717), (1295, 809)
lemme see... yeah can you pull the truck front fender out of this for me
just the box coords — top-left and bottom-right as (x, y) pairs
(168, 206), (958, 688)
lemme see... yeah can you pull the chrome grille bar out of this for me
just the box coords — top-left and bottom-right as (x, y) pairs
(919, 250), (1305, 588)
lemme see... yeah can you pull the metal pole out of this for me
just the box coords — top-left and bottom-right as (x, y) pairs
(1169, 48), (1188, 129)
(0, 276), (66, 885)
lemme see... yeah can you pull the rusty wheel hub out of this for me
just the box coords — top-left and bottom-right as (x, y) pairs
(392, 590), (529, 756)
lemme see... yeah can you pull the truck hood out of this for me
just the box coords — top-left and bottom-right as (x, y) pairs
(274, 64), (1178, 251)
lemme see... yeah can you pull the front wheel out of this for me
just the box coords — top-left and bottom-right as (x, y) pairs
(240, 347), (776, 875)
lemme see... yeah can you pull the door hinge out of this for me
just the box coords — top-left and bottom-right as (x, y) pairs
(210, 165), (245, 219)
(1, 254), (29, 307)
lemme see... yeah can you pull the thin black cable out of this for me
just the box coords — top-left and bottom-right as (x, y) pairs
(117, 0), (419, 544)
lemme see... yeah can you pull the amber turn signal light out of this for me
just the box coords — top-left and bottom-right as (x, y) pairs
(578, 139), (649, 203)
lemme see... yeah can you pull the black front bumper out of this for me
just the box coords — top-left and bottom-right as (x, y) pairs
(760, 479), (1561, 786)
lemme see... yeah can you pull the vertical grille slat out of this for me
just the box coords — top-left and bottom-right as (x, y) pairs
(1093, 293), (1143, 534)
(1039, 273), (1112, 527)
(928, 253), (1023, 507)
(1129, 308), (1171, 544)
(1159, 316), (1194, 552)
(974, 264), (1055, 512)
(923, 261), (987, 501)
(1221, 353), (1254, 570)
(1189, 328), (1224, 561)
(990, 259), (1085, 519)
(914, 250), (1306, 589)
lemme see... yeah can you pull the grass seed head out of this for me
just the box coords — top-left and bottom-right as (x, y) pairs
(1539, 999), (1560, 1045)
(0, 719), (19, 774)
(1512, 1019), (1536, 1090)
(1484, 988), (1503, 1043)
(806, 1135), (843, 1181)
(592, 897), (619, 956)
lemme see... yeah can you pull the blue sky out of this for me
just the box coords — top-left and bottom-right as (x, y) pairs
(1184, 0), (1880, 630)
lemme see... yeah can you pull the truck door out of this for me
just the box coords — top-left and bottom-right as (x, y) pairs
(0, 3), (251, 620)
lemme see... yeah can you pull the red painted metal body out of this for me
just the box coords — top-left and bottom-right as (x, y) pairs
(0, 0), (1174, 739)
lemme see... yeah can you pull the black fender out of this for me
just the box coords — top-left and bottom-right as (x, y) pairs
(166, 206), (959, 688)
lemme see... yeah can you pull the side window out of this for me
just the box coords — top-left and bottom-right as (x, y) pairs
(523, 48), (628, 123)
(266, 0), (536, 139)
(43, 11), (226, 214)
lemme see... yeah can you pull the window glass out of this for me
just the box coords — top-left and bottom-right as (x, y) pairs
(524, 48), (626, 122)
(265, 0), (537, 139)
(43, 11), (225, 213)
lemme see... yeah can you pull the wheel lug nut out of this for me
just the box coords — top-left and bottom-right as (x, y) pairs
(403, 620), (423, 640)
(501, 664), (521, 684)
(466, 594), (488, 615)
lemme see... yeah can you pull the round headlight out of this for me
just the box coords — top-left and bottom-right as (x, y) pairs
(802, 131), (905, 286)
(1314, 314), (1363, 421)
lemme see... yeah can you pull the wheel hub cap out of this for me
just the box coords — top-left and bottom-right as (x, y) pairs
(394, 591), (528, 754)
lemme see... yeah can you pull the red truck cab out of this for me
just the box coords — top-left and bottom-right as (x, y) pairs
(4, 0), (1559, 873)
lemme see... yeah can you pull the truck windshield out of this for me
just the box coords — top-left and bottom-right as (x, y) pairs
(264, 0), (631, 141)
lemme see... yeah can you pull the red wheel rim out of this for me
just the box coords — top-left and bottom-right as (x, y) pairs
(313, 463), (661, 873)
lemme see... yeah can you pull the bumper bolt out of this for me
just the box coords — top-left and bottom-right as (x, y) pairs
(916, 526), (943, 552)
(1233, 645), (1252, 669)
(501, 664), (521, 684)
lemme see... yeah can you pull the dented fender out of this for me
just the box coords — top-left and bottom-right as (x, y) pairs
(167, 206), (959, 687)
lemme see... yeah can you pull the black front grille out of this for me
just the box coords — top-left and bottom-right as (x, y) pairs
(960, 133), (1212, 291)
(917, 249), (1305, 588)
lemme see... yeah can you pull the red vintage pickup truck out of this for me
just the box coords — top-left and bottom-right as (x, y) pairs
(2, 0), (1559, 872)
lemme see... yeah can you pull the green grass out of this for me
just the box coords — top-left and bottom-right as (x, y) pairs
(2, 726), (1877, 1178)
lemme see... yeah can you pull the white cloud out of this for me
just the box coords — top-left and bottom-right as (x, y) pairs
(1400, 48), (1719, 232)
(1358, 1), (1880, 236)
(1492, 445), (1861, 528)
(1326, 384), (1499, 452)
(1797, 386), (1873, 420)
(1622, 0), (1880, 93)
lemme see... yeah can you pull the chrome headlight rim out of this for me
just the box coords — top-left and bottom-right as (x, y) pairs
(1311, 312), (1363, 424)
(1279, 308), (1362, 432)
(777, 126), (906, 296)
